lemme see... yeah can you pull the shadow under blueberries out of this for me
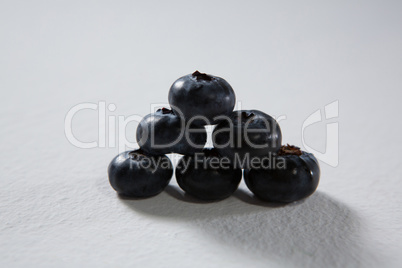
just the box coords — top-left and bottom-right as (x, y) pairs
(120, 185), (373, 267)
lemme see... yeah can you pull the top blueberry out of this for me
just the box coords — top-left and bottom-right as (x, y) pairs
(168, 71), (236, 125)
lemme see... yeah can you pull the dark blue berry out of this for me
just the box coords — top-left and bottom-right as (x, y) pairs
(212, 110), (282, 167)
(244, 145), (320, 203)
(108, 150), (173, 197)
(168, 71), (236, 125)
(176, 148), (242, 201)
(136, 108), (206, 155)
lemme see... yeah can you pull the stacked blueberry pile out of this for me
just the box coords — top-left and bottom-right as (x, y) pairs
(108, 71), (320, 203)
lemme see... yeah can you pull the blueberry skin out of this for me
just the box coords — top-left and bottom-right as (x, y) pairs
(212, 110), (282, 167)
(176, 148), (242, 201)
(136, 108), (207, 155)
(244, 152), (320, 203)
(108, 150), (173, 198)
(168, 71), (236, 125)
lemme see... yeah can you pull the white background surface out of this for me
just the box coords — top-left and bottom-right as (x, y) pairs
(1, 1), (402, 267)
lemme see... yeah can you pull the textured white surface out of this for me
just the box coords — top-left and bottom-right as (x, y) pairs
(1, 1), (402, 267)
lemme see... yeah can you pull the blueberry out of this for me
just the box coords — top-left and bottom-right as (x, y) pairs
(244, 145), (320, 203)
(108, 150), (173, 197)
(176, 148), (242, 201)
(136, 108), (207, 155)
(168, 71), (236, 125)
(212, 110), (282, 168)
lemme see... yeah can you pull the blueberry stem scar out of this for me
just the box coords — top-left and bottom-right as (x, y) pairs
(192, 70), (213, 81)
(278, 144), (302, 156)
(159, 107), (173, 114)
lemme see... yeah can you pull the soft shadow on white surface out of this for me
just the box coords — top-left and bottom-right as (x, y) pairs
(120, 185), (374, 267)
